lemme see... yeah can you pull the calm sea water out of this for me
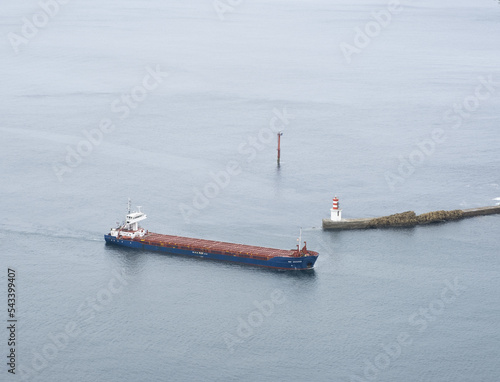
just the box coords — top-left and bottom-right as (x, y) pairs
(2, 0), (499, 381)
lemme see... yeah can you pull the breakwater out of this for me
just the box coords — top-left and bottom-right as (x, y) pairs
(322, 205), (500, 230)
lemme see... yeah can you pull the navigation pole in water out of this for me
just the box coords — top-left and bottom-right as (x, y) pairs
(277, 131), (283, 166)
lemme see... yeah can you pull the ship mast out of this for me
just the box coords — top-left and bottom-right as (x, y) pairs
(296, 227), (302, 251)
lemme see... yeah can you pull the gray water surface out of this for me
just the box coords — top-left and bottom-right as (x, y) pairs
(2, 1), (499, 381)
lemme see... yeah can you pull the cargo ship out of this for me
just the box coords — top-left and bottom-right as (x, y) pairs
(104, 203), (318, 270)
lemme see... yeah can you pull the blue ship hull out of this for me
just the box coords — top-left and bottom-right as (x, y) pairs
(104, 235), (317, 270)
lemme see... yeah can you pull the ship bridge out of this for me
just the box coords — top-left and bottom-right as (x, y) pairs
(124, 206), (147, 231)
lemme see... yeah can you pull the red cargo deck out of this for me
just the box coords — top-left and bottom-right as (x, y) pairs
(136, 232), (300, 260)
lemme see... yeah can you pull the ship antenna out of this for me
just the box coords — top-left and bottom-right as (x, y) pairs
(127, 198), (131, 214)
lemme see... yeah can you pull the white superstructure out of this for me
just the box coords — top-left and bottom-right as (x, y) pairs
(109, 200), (148, 239)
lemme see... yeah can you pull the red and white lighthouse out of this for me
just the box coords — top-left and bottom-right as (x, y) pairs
(330, 196), (342, 221)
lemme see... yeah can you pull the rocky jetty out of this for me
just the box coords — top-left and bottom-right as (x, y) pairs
(322, 206), (500, 230)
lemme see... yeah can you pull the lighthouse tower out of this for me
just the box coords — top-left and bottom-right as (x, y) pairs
(330, 196), (342, 221)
